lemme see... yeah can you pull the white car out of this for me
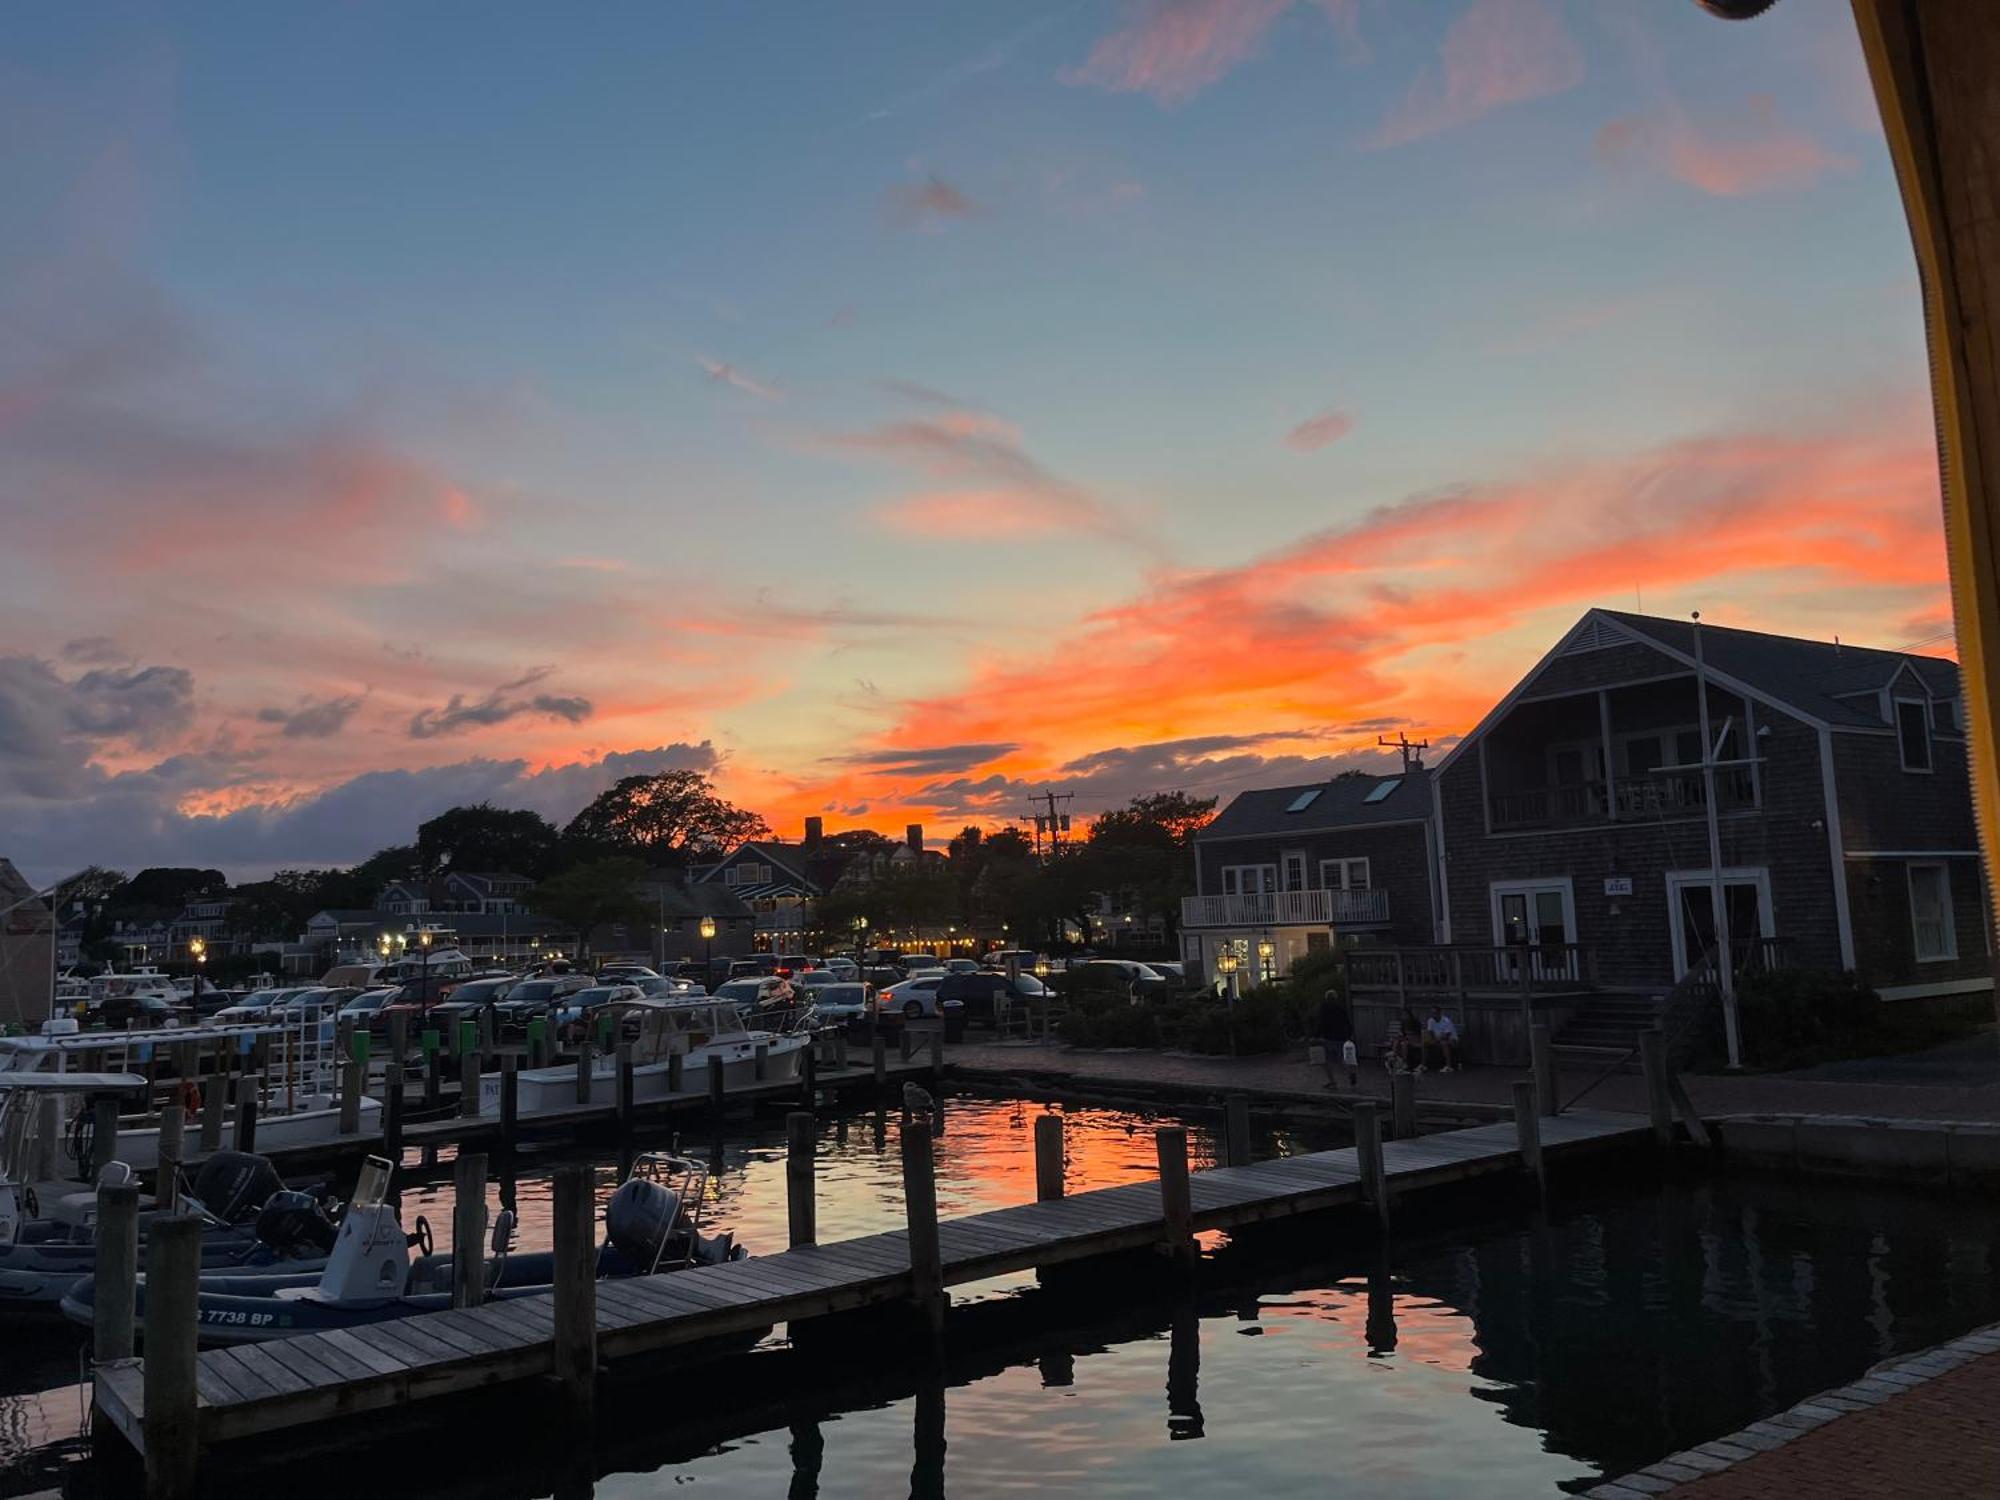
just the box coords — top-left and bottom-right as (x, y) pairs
(878, 973), (957, 1020)
(823, 957), (860, 981)
(809, 982), (872, 1024)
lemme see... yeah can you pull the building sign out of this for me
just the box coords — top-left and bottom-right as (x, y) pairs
(1603, 877), (1634, 897)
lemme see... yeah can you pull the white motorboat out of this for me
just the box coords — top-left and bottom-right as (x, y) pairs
(481, 997), (811, 1118)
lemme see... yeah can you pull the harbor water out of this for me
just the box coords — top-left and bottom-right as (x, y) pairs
(5, 1094), (2000, 1497)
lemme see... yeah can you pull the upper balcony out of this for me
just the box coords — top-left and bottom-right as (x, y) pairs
(1483, 676), (1762, 834)
(1181, 887), (1390, 929)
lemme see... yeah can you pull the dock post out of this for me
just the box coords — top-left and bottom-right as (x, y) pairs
(901, 1119), (945, 1331)
(707, 1053), (726, 1114)
(382, 1055), (405, 1157)
(458, 1046), (481, 1120)
(156, 1099), (184, 1210)
(1530, 1023), (1558, 1117)
(930, 1030), (943, 1085)
(527, 1018), (548, 1069)
(232, 1077), (258, 1153)
(1034, 1113), (1064, 1201)
(616, 1042), (635, 1127)
(499, 1057), (519, 1146)
(551, 1165), (597, 1424)
(91, 1094), (120, 1181)
(1512, 1080), (1545, 1196)
(899, 1029), (915, 1064)
(872, 1034), (888, 1088)
(143, 1216), (201, 1500)
(786, 1111), (816, 1248)
(92, 1181), (140, 1366)
(1223, 1094), (1251, 1167)
(667, 1050), (684, 1095)
(198, 1071), (225, 1154)
(1391, 1072), (1416, 1141)
(339, 1057), (362, 1136)
(457, 1021), (477, 1064)
(833, 1030), (848, 1071)
(1639, 1028), (1672, 1148)
(754, 1042), (769, 1082)
(1155, 1126), (1195, 1263)
(799, 1035), (817, 1106)
(452, 1150), (488, 1309)
(575, 1040), (594, 1106)
(1353, 1101), (1389, 1230)
(424, 1032), (442, 1112)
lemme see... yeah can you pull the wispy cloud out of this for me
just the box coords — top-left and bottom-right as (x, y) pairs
(257, 694), (364, 739)
(697, 356), (781, 401)
(1371, 0), (1582, 148)
(1597, 96), (1850, 198)
(407, 668), (593, 739)
(1285, 407), (1355, 453)
(887, 173), (978, 229)
(1064, 0), (1360, 106)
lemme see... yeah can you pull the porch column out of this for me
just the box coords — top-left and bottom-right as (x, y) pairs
(1598, 689), (1617, 821)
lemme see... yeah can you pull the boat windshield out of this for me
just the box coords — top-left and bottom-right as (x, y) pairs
(351, 1155), (393, 1210)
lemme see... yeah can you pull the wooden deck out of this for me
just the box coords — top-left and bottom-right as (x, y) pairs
(93, 1108), (1650, 1453)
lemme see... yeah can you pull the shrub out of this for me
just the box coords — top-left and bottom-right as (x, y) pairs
(1697, 967), (1981, 1070)
(1281, 947), (1348, 1007)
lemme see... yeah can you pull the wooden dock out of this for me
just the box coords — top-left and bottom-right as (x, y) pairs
(93, 1107), (1651, 1456)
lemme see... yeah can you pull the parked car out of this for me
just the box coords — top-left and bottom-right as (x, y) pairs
(807, 982), (873, 1025)
(861, 965), (904, 992)
(189, 987), (244, 1020)
(896, 952), (943, 972)
(877, 973), (962, 1021)
(937, 970), (1048, 1025)
(637, 975), (705, 1000)
(981, 950), (1043, 974)
(942, 958), (981, 975)
(210, 987), (282, 1024)
(492, 974), (593, 1036)
(336, 987), (400, 1032)
(1076, 959), (1171, 996)
(95, 992), (183, 1029)
(1145, 961), (1193, 989)
(596, 963), (659, 983)
(427, 974), (519, 1035)
(774, 953), (816, 973)
(553, 983), (645, 1043)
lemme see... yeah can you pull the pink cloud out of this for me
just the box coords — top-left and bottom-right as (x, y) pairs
(887, 173), (978, 229)
(1285, 407), (1355, 452)
(1064, 0), (1360, 106)
(874, 489), (1103, 539)
(1597, 96), (1850, 197)
(1371, 0), (1583, 148)
(697, 356), (780, 400)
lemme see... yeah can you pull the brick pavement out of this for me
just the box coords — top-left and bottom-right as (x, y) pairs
(949, 1037), (2000, 1121)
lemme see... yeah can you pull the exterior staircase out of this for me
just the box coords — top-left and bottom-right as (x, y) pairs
(1552, 989), (1667, 1066)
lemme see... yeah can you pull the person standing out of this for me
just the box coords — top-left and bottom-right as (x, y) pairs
(1317, 989), (1356, 1089)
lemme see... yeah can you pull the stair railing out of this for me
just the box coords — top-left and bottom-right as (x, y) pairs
(1559, 946), (1720, 1112)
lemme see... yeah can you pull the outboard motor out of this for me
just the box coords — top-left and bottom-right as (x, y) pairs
(191, 1151), (284, 1223)
(605, 1177), (683, 1270)
(254, 1190), (339, 1259)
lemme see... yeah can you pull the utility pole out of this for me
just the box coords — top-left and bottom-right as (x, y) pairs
(1377, 732), (1431, 773)
(1020, 790), (1075, 864)
(1692, 613), (1743, 1071)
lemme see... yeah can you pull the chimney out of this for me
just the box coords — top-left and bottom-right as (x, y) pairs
(804, 816), (823, 850)
(906, 823), (924, 854)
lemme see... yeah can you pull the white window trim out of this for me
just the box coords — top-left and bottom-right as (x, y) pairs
(1281, 849), (1308, 892)
(1488, 877), (1577, 948)
(1663, 867), (1774, 980)
(1895, 697), (1934, 774)
(1907, 861), (1958, 963)
(1220, 863), (1277, 897)
(1318, 856), (1372, 891)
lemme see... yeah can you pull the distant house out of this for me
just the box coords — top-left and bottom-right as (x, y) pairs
(0, 857), (54, 1025)
(631, 871), (756, 963)
(298, 904), (576, 974)
(692, 841), (824, 951)
(1432, 609), (1989, 1001)
(377, 872), (532, 918)
(168, 895), (240, 960)
(1182, 772), (1439, 982)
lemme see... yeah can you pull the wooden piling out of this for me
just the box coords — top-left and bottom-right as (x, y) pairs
(667, 1050), (684, 1094)
(1391, 1071), (1416, 1141)
(901, 1119), (944, 1329)
(872, 1034), (887, 1088)
(1155, 1125), (1195, 1262)
(707, 1053), (726, 1113)
(786, 1111), (816, 1248)
(452, 1151), (488, 1309)
(499, 1057), (519, 1146)
(929, 1030), (943, 1084)
(91, 1094), (120, 1181)
(1033, 1112), (1064, 1201)
(382, 1057), (404, 1157)
(1223, 1094), (1251, 1167)
(551, 1165), (597, 1423)
(616, 1042), (635, 1126)
(833, 1030), (848, 1070)
(799, 1035), (818, 1106)
(424, 1036), (442, 1112)
(339, 1057), (362, 1136)
(899, 1029), (915, 1064)
(1530, 1022), (1558, 1117)
(1353, 1101), (1388, 1230)
(142, 1216), (201, 1500)
(575, 1041), (594, 1107)
(1512, 1079), (1544, 1195)
(527, 1018), (549, 1070)
(458, 1047), (481, 1120)
(92, 1181), (139, 1365)
(198, 1071), (225, 1154)
(155, 1101), (183, 1211)
(1639, 1028), (1673, 1148)
(232, 1077), (257, 1153)
(754, 1042), (769, 1082)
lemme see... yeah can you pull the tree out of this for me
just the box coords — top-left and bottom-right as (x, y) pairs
(529, 858), (651, 959)
(1077, 791), (1219, 945)
(344, 846), (421, 905)
(417, 803), (560, 879)
(561, 772), (769, 865)
(109, 868), (227, 914)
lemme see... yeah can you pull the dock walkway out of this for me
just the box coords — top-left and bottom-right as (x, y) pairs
(94, 1108), (1649, 1453)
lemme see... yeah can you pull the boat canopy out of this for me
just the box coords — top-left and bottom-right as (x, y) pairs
(0, 1072), (148, 1092)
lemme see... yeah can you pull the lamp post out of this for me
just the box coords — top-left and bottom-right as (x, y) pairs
(699, 914), (716, 977)
(1215, 950), (1241, 1058)
(188, 936), (206, 1010)
(1256, 938), (1276, 985)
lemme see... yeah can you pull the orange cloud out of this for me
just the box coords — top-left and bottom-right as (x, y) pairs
(1371, 0), (1582, 148)
(1597, 96), (1850, 198)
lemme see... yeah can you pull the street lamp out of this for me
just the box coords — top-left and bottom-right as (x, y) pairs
(1215, 950), (1240, 1002)
(188, 936), (206, 1006)
(1256, 938), (1275, 984)
(699, 914), (716, 974)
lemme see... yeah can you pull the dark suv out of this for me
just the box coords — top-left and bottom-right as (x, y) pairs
(937, 970), (1048, 1027)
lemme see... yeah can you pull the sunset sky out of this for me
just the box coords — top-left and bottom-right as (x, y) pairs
(0, 0), (1949, 882)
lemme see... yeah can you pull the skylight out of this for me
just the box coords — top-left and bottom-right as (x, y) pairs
(1285, 788), (1323, 813)
(1363, 778), (1402, 803)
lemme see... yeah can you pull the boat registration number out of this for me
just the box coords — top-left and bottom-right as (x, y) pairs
(201, 1309), (287, 1328)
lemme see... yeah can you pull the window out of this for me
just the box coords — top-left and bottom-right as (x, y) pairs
(1319, 857), (1370, 890)
(1285, 788), (1323, 813)
(1897, 699), (1933, 772)
(1363, 777), (1401, 803)
(1281, 851), (1307, 891)
(1221, 864), (1276, 896)
(723, 868), (739, 886)
(1908, 863), (1956, 961)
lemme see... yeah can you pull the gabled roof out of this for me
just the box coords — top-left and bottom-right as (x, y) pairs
(1596, 611), (1960, 729)
(695, 840), (817, 892)
(1197, 769), (1433, 842)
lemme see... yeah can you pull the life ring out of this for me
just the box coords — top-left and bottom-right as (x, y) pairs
(179, 1078), (202, 1122)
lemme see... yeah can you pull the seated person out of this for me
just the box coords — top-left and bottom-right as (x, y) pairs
(1422, 1006), (1460, 1073)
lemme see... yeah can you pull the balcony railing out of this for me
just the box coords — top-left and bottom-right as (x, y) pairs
(1180, 888), (1390, 929)
(1343, 943), (1598, 997)
(1491, 767), (1758, 832)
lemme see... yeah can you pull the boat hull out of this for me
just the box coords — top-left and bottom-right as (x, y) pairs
(1, 1227), (324, 1316)
(109, 1097), (382, 1170)
(481, 1035), (809, 1118)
